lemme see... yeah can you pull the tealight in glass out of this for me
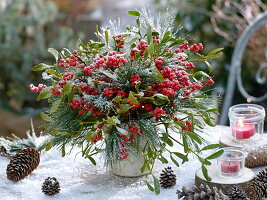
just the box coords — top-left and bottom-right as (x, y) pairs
(228, 104), (265, 142)
(217, 148), (247, 178)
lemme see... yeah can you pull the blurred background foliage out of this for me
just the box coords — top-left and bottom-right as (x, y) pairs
(0, 0), (79, 114)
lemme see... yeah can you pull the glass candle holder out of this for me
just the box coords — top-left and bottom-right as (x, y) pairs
(217, 148), (247, 178)
(228, 104), (265, 142)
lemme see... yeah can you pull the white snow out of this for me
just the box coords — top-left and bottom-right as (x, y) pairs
(0, 125), (265, 200)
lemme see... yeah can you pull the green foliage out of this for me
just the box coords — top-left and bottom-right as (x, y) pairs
(0, 0), (78, 112)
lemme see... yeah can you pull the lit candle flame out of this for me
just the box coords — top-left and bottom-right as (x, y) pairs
(237, 118), (244, 127)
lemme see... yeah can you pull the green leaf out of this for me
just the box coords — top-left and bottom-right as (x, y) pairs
(162, 133), (173, 147)
(50, 98), (62, 113)
(62, 82), (73, 95)
(170, 155), (180, 167)
(128, 10), (140, 16)
(152, 65), (164, 83)
(87, 156), (97, 165)
(158, 156), (168, 164)
(118, 104), (133, 114)
(106, 116), (121, 126)
(173, 152), (189, 163)
(186, 131), (202, 145)
(153, 175), (161, 195)
(194, 71), (210, 78)
(147, 26), (152, 44)
(173, 121), (187, 129)
(40, 112), (52, 122)
(204, 52), (223, 59)
(201, 165), (211, 181)
(168, 39), (185, 48)
(48, 48), (59, 61)
(205, 61), (213, 73)
(152, 93), (170, 106)
(37, 87), (52, 101)
(32, 63), (51, 71)
(45, 142), (53, 151)
(182, 135), (189, 153)
(45, 68), (61, 78)
(207, 48), (224, 56)
(129, 37), (139, 44)
(105, 28), (110, 46)
(206, 108), (219, 113)
(116, 126), (128, 135)
(206, 149), (224, 160)
(161, 31), (171, 43)
(61, 144), (66, 157)
(84, 132), (97, 141)
(200, 144), (220, 151)
(128, 91), (138, 104)
(146, 181), (154, 192)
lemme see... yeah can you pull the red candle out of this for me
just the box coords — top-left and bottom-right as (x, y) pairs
(221, 160), (240, 173)
(232, 119), (256, 139)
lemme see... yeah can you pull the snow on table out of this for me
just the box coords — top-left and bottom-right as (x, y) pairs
(0, 126), (263, 200)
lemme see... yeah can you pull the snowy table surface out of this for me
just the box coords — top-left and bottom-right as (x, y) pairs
(0, 125), (264, 200)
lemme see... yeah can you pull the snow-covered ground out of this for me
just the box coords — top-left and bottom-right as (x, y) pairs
(0, 125), (264, 200)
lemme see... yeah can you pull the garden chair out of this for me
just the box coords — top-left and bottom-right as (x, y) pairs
(219, 11), (267, 125)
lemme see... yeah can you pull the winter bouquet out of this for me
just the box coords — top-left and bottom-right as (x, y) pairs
(30, 10), (223, 194)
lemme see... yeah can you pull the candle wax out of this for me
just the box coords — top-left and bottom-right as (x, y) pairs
(232, 123), (256, 139)
(221, 160), (240, 173)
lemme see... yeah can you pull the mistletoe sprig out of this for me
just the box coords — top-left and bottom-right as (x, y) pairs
(30, 9), (223, 194)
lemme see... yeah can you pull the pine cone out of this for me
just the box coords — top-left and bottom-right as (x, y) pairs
(159, 166), (176, 188)
(177, 184), (229, 200)
(256, 168), (267, 183)
(6, 148), (40, 182)
(227, 186), (246, 200)
(245, 181), (266, 200)
(42, 177), (60, 195)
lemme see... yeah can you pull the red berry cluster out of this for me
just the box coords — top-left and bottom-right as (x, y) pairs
(153, 108), (165, 118)
(174, 42), (189, 53)
(91, 132), (102, 143)
(93, 52), (127, 69)
(28, 84), (47, 93)
(58, 50), (84, 68)
(129, 122), (142, 136)
(137, 40), (148, 56)
(130, 74), (142, 87)
(115, 35), (125, 48)
(130, 48), (140, 60)
(189, 43), (203, 53)
(70, 99), (101, 116)
(80, 85), (98, 95)
(81, 65), (94, 76)
(103, 87), (127, 99)
(154, 57), (164, 70)
(63, 72), (74, 81)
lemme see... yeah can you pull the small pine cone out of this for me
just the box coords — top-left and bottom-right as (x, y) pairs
(159, 166), (176, 188)
(227, 186), (246, 200)
(177, 184), (229, 200)
(256, 168), (267, 183)
(6, 148), (40, 182)
(42, 177), (60, 195)
(246, 181), (265, 200)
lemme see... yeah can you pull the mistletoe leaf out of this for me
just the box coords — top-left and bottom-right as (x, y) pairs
(48, 48), (59, 62)
(206, 149), (224, 160)
(37, 87), (52, 101)
(153, 175), (160, 195)
(62, 82), (73, 96)
(201, 165), (211, 181)
(128, 10), (140, 16)
(128, 91), (138, 104)
(200, 144), (220, 151)
(32, 63), (51, 71)
(146, 181), (154, 192)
